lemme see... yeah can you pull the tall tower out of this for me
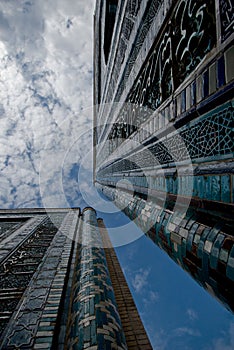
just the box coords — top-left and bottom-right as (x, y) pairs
(0, 208), (152, 349)
(93, 0), (234, 312)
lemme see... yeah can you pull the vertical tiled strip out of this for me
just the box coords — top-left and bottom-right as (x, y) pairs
(34, 210), (79, 350)
(98, 218), (153, 350)
(66, 208), (127, 350)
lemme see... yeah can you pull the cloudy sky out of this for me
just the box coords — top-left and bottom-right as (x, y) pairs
(0, 1), (233, 349)
(0, 0), (93, 208)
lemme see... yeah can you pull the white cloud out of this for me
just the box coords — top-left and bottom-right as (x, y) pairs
(148, 325), (201, 350)
(149, 290), (159, 302)
(143, 290), (160, 308)
(173, 327), (201, 337)
(151, 328), (168, 350)
(211, 323), (234, 350)
(132, 268), (151, 293)
(186, 308), (198, 321)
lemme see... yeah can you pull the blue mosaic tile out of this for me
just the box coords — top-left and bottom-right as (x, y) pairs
(197, 228), (211, 259)
(204, 176), (212, 200)
(221, 175), (231, 203)
(197, 176), (205, 199)
(90, 320), (97, 346)
(211, 176), (221, 201)
(210, 234), (225, 269)
(187, 223), (199, 252)
(207, 227), (221, 243)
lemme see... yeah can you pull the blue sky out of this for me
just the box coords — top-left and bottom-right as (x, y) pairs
(0, 1), (233, 349)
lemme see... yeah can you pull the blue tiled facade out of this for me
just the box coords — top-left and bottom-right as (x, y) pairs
(94, 0), (234, 312)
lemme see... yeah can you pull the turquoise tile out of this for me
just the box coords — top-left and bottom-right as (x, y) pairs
(186, 236), (194, 252)
(211, 176), (221, 201)
(210, 246), (220, 269)
(219, 248), (229, 263)
(90, 298), (95, 316)
(210, 234), (225, 271)
(221, 175), (231, 203)
(204, 176), (212, 200)
(185, 218), (195, 230)
(198, 228), (211, 258)
(166, 177), (173, 193)
(193, 177), (199, 197)
(173, 177), (178, 194)
(215, 234), (225, 246)
(78, 328), (84, 349)
(181, 177), (187, 196)
(84, 325), (90, 342)
(90, 320), (97, 345)
(197, 176), (205, 198)
(209, 225), (221, 240)
(38, 326), (54, 332)
(40, 317), (57, 322)
(35, 337), (53, 344)
(177, 245), (182, 259)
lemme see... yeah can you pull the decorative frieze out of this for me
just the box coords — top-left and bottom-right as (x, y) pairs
(98, 101), (234, 182)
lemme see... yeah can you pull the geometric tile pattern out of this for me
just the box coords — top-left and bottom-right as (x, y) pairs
(98, 101), (234, 179)
(66, 208), (127, 350)
(104, 0), (163, 118)
(127, 0), (216, 110)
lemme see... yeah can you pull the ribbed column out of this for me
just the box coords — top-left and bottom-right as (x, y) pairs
(97, 183), (234, 313)
(66, 208), (127, 350)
